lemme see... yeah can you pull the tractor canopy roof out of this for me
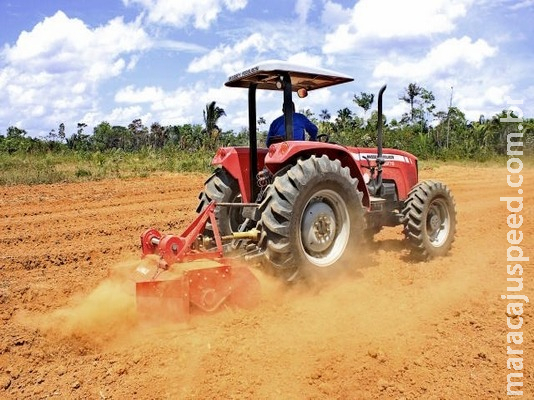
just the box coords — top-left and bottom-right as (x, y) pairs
(225, 60), (354, 92)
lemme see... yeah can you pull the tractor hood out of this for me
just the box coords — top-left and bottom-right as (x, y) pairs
(225, 60), (354, 92)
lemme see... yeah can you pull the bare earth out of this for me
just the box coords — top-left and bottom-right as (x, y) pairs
(0, 164), (532, 399)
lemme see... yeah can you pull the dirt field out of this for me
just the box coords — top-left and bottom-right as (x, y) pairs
(1, 164), (532, 399)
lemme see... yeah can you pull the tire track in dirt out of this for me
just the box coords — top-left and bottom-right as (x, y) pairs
(1, 174), (205, 273)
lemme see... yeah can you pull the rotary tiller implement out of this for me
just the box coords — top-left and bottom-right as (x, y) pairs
(136, 201), (261, 322)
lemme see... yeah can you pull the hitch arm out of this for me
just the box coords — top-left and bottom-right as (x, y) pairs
(140, 201), (224, 268)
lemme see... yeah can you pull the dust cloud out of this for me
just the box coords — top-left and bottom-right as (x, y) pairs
(30, 258), (156, 344)
(33, 243), (475, 354)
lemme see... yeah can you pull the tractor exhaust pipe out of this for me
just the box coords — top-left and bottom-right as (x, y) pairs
(372, 84), (387, 196)
(377, 84), (387, 161)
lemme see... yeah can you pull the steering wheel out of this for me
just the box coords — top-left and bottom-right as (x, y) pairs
(317, 133), (331, 143)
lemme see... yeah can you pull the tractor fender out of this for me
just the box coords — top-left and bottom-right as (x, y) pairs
(264, 141), (371, 207)
(210, 146), (269, 203)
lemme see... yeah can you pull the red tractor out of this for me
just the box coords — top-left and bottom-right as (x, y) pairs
(138, 60), (456, 319)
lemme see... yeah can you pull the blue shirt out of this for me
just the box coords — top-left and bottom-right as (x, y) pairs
(266, 113), (318, 146)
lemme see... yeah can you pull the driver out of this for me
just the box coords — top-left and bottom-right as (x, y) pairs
(266, 102), (318, 147)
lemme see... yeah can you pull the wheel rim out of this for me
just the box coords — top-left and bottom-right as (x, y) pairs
(300, 189), (350, 267)
(426, 198), (450, 247)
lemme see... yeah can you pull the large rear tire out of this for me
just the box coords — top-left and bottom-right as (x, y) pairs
(258, 155), (364, 281)
(196, 168), (244, 236)
(402, 180), (456, 260)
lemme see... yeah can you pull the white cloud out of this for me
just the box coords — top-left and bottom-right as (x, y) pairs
(385, 102), (410, 123)
(105, 106), (150, 125)
(115, 85), (166, 103)
(4, 12), (150, 78)
(286, 52), (324, 68)
(510, 0), (534, 10)
(373, 36), (497, 81)
(321, 1), (352, 27)
(0, 11), (151, 133)
(484, 85), (514, 106)
(82, 105), (153, 129)
(323, 0), (474, 53)
(123, 0), (247, 29)
(156, 40), (207, 53)
(367, 36), (503, 122)
(187, 33), (267, 74)
(186, 22), (328, 77)
(110, 81), (247, 128)
(295, 0), (313, 23)
(455, 84), (514, 120)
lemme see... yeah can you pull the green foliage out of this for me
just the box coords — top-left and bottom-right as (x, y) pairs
(0, 148), (213, 185)
(203, 101), (226, 150)
(0, 152), (67, 185)
(353, 92), (374, 116)
(1, 87), (533, 186)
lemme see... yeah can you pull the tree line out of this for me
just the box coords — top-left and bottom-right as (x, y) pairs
(1, 85), (532, 161)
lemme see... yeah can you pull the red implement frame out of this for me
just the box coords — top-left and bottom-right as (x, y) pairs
(136, 201), (260, 322)
(140, 202), (224, 268)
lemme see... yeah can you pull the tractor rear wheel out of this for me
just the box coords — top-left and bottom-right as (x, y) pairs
(196, 168), (244, 236)
(402, 180), (456, 260)
(258, 155), (364, 281)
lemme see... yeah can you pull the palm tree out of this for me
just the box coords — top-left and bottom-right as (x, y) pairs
(353, 92), (374, 117)
(319, 109), (331, 121)
(400, 83), (422, 123)
(203, 101), (226, 149)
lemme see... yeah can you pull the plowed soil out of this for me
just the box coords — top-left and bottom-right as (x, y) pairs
(1, 164), (532, 399)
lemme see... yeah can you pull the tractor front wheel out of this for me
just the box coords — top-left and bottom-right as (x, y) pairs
(402, 180), (456, 260)
(258, 155), (364, 281)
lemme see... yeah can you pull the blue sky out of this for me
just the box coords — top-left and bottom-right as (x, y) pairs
(0, 0), (532, 138)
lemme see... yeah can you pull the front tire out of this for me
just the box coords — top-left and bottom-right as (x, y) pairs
(402, 180), (456, 260)
(258, 155), (364, 281)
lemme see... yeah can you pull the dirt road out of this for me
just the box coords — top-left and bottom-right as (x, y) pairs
(1, 164), (532, 399)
